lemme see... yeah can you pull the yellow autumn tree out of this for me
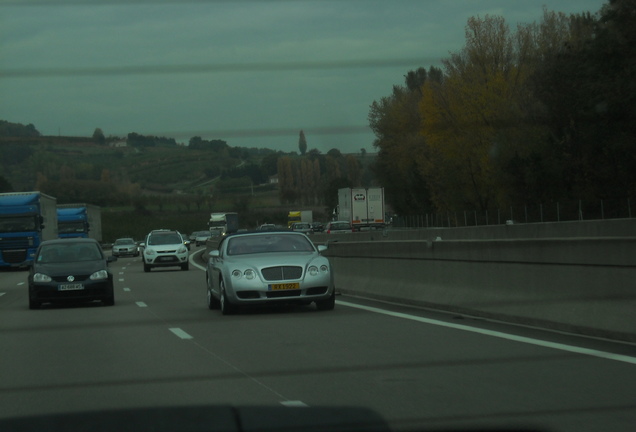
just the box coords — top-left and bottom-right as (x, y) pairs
(418, 15), (546, 212)
(368, 67), (440, 215)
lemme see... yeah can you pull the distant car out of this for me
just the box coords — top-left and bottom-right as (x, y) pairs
(28, 238), (116, 309)
(257, 223), (278, 231)
(325, 221), (354, 234)
(205, 231), (335, 315)
(291, 222), (312, 235)
(111, 237), (140, 257)
(195, 230), (212, 246)
(142, 230), (189, 272)
(311, 222), (324, 232)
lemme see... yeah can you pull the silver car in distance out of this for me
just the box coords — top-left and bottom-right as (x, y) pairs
(206, 231), (335, 315)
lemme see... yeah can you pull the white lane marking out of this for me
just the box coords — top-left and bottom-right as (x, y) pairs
(281, 401), (308, 407)
(337, 300), (636, 365)
(119, 272), (124, 275)
(169, 328), (193, 340)
(123, 287), (131, 292)
(190, 249), (206, 271)
(17, 282), (25, 286)
(136, 302), (148, 308)
(0, 292), (5, 297)
(118, 278), (124, 282)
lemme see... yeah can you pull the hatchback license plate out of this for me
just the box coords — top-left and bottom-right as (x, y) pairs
(269, 283), (300, 291)
(59, 283), (84, 291)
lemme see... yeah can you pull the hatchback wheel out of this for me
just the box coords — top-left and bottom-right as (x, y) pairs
(207, 287), (218, 310)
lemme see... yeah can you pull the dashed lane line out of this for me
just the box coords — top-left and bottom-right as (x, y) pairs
(169, 328), (193, 340)
(281, 401), (308, 407)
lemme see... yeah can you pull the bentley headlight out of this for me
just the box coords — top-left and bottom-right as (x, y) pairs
(232, 269), (242, 279)
(308, 266), (319, 276)
(244, 269), (256, 280)
(320, 265), (329, 273)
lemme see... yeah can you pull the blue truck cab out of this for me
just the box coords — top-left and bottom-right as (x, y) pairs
(56, 204), (102, 241)
(0, 192), (57, 268)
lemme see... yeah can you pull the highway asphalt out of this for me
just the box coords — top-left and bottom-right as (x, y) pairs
(1, 247), (635, 431)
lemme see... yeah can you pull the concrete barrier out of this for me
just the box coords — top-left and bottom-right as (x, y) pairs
(311, 218), (636, 243)
(323, 238), (636, 342)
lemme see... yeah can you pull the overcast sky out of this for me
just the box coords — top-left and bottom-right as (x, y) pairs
(1, 0), (607, 154)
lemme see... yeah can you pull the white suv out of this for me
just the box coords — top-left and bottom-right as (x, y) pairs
(143, 230), (189, 272)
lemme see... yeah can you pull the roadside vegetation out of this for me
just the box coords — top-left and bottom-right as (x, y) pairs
(0, 126), (370, 241)
(2, 2), (632, 236)
(370, 1), (635, 219)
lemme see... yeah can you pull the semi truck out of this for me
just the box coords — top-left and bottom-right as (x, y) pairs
(287, 210), (313, 227)
(208, 212), (239, 235)
(336, 187), (386, 230)
(57, 203), (102, 241)
(0, 191), (57, 268)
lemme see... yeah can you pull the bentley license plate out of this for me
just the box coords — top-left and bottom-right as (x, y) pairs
(269, 283), (300, 291)
(59, 283), (84, 291)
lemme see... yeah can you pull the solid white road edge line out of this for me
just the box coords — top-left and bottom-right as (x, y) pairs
(190, 249), (206, 270)
(136, 301), (148, 308)
(337, 300), (636, 365)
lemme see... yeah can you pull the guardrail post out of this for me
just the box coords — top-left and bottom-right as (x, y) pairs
(601, 199), (604, 220)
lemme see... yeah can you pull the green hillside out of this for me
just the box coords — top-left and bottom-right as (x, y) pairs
(0, 129), (377, 240)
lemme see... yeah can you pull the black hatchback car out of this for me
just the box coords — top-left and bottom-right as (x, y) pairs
(28, 238), (116, 309)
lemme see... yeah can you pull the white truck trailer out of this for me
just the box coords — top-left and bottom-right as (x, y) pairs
(337, 187), (386, 230)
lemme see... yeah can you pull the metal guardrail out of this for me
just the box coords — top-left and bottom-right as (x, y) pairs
(393, 198), (635, 229)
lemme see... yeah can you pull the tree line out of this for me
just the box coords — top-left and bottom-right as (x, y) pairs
(0, 120), (40, 137)
(275, 146), (371, 211)
(370, 0), (635, 217)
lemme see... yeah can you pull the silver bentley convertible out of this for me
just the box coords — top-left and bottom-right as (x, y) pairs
(205, 231), (335, 315)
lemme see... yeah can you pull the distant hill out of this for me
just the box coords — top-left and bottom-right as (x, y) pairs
(0, 134), (253, 200)
(0, 120), (378, 212)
